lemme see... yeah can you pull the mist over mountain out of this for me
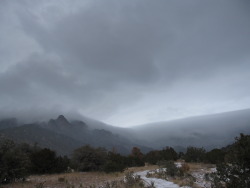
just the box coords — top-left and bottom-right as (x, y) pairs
(131, 109), (250, 151)
(0, 123), (83, 155)
(0, 114), (150, 155)
(0, 118), (18, 130)
(0, 109), (249, 155)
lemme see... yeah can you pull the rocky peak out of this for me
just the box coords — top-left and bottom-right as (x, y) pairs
(55, 115), (70, 126)
(71, 120), (87, 128)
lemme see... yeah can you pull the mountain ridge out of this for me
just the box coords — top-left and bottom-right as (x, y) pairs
(0, 108), (249, 155)
(0, 115), (151, 155)
(132, 108), (250, 128)
(131, 108), (250, 150)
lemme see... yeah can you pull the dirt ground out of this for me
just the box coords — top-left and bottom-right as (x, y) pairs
(1, 165), (158, 188)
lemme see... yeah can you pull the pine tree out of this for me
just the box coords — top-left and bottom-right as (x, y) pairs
(214, 134), (250, 188)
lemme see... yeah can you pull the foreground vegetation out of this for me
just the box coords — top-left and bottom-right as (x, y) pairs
(0, 133), (249, 187)
(1, 165), (159, 188)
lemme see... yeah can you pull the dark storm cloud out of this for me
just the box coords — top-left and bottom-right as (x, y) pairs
(17, 0), (166, 84)
(0, 0), (250, 126)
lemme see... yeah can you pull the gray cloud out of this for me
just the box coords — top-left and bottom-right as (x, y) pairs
(0, 0), (250, 126)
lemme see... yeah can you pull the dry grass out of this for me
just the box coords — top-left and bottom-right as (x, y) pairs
(188, 163), (215, 172)
(2, 172), (122, 188)
(125, 165), (158, 173)
(1, 164), (215, 188)
(2, 166), (158, 188)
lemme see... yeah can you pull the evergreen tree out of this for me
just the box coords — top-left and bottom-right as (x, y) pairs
(184, 146), (206, 162)
(128, 147), (145, 167)
(206, 148), (225, 164)
(103, 152), (126, 173)
(0, 139), (30, 184)
(30, 148), (68, 174)
(145, 150), (162, 164)
(160, 147), (178, 161)
(214, 134), (250, 188)
(72, 145), (107, 171)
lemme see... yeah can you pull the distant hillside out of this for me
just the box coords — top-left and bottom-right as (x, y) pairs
(0, 118), (18, 130)
(131, 109), (250, 151)
(1, 109), (249, 155)
(0, 124), (83, 155)
(0, 115), (151, 155)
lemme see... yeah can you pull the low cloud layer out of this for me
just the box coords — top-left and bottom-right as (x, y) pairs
(0, 0), (250, 126)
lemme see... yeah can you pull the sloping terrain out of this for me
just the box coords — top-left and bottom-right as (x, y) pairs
(131, 109), (250, 150)
(0, 118), (18, 130)
(0, 115), (151, 155)
(0, 124), (83, 155)
(0, 109), (250, 155)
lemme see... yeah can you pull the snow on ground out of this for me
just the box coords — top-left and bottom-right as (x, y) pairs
(135, 170), (191, 188)
(191, 168), (216, 188)
(175, 162), (183, 168)
(210, 168), (217, 173)
(132, 162), (216, 188)
(133, 163), (216, 188)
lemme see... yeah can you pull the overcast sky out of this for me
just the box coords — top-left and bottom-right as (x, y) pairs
(0, 0), (250, 127)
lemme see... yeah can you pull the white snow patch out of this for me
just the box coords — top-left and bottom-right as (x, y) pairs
(135, 170), (191, 188)
(191, 168), (216, 188)
(175, 162), (183, 168)
(210, 168), (217, 173)
(155, 168), (166, 173)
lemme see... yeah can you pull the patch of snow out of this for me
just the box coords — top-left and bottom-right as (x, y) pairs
(135, 170), (191, 188)
(155, 168), (166, 173)
(191, 168), (217, 188)
(175, 162), (183, 168)
(210, 168), (217, 173)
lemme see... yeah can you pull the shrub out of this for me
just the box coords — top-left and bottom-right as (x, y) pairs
(165, 161), (179, 177)
(0, 139), (30, 184)
(157, 160), (178, 177)
(72, 145), (107, 171)
(206, 149), (225, 164)
(212, 134), (250, 188)
(55, 156), (70, 173)
(103, 152), (127, 173)
(30, 148), (69, 174)
(180, 163), (190, 173)
(184, 146), (206, 162)
(160, 147), (178, 161)
(128, 147), (145, 167)
(124, 171), (142, 187)
(30, 148), (57, 174)
(145, 150), (162, 165)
